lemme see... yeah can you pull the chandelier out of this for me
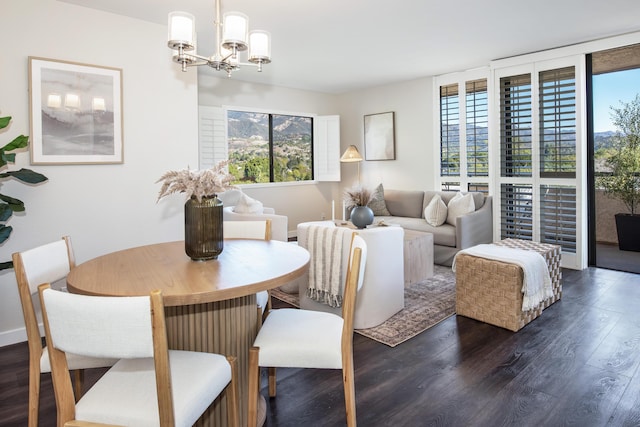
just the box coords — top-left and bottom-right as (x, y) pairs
(167, 0), (271, 76)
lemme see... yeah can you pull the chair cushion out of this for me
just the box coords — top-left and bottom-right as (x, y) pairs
(40, 346), (117, 373)
(75, 350), (231, 427)
(256, 290), (269, 312)
(254, 308), (343, 369)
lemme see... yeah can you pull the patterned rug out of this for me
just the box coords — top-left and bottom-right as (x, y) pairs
(269, 265), (456, 347)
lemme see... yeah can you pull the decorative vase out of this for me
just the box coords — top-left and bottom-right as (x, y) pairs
(350, 205), (374, 229)
(184, 195), (224, 260)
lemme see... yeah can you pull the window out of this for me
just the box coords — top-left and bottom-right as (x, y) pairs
(227, 110), (313, 184)
(498, 64), (579, 255)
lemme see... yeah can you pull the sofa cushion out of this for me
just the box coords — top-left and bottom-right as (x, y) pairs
(367, 183), (391, 216)
(383, 189), (425, 218)
(423, 191), (485, 213)
(373, 216), (456, 247)
(424, 194), (447, 226)
(446, 192), (475, 226)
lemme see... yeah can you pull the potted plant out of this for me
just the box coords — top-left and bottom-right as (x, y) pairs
(343, 186), (376, 229)
(0, 114), (48, 270)
(156, 160), (236, 260)
(596, 94), (640, 251)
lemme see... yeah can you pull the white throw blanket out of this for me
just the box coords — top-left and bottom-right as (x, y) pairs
(453, 244), (554, 311)
(304, 225), (351, 308)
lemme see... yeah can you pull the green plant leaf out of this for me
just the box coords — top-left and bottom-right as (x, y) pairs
(0, 203), (12, 221)
(0, 224), (12, 244)
(0, 193), (24, 211)
(0, 260), (13, 271)
(0, 116), (10, 130)
(1, 134), (29, 152)
(0, 168), (48, 184)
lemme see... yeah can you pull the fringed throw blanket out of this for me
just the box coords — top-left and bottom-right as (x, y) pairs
(453, 244), (553, 311)
(304, 225), (352, 308)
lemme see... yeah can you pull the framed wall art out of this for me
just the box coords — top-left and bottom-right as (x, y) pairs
(364, 111), (395, 161)
(29, 57), (123, 164)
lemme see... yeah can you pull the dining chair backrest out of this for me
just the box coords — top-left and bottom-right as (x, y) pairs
(40, 288), (154, 360)
(340, 234), (367, 343)
(224, 219), (272, 240)
(12, 236), (75, 368)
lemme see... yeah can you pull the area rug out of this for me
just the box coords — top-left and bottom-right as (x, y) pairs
(269, 265), (456, 347)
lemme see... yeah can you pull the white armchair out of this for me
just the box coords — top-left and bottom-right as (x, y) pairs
(295, 221), (405, 329)
(218, 190), (289, 242)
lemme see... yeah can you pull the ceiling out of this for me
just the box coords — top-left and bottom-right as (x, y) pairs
(60, 0), (640, 94)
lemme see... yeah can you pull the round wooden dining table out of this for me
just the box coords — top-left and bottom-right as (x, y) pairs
(67, 239), (309, 427)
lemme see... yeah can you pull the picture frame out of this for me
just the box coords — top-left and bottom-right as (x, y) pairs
(29, 57), (123, 164)
(364, 111), (395, 161)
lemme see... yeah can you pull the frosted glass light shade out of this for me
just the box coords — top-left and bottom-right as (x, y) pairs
(249, 30), (271, 62)
(222, 11), (248, 49)
(168, 11), (195, 49)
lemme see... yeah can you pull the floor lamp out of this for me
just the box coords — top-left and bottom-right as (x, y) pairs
(340, 145), (363, 185)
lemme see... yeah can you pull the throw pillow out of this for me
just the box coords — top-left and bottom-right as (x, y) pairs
(367, 183), (391, 216)
(424, 194), (448, 226)
(233, 193), (264, 214)
(446, 192), (475, 226)
(218, 189), (243, 207)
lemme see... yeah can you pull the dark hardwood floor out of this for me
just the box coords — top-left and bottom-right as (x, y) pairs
(2, 267), (640, 426)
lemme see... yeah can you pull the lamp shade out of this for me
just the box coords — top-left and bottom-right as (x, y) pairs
(340, 145), (363, 162)
(249, 30), (271, 62)
(168, 11), (195, 50)
(222, 11), (248, 50)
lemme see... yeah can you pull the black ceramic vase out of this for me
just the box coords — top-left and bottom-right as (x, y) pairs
(184, 195), (224, 260)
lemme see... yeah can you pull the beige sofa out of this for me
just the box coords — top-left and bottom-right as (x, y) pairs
(372, 189), (493, 266)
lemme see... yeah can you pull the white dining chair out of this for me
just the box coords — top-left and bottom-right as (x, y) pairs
(12, 236), (117, 427)
(247, 234), (367, 427)
(38, 284), (240, 427)
(224, 219), (273, 325)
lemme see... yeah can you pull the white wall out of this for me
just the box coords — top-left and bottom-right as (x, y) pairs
(336, 77), (436, 193)
(0, 0), (199, 345)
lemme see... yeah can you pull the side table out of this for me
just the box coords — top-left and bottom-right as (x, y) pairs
(403, 229), (434, 286)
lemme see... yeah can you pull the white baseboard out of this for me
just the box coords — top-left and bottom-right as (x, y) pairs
(0, 327), (27, 347)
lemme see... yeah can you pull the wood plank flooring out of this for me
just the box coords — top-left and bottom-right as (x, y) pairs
(2, 267), (640, 426)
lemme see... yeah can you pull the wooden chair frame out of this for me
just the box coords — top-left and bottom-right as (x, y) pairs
(12, 236), (84, 427)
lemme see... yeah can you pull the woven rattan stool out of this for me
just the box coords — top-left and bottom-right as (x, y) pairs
(455, 239), (562, 332)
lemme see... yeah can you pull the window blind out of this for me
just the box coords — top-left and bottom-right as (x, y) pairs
(539, 67), (576, 178)
(440, 84), (460, 176)
(500, 183), (533, 240)
(540, 185), (577, 253)
(466, 79), (489, 177)
(500, 74), (532, 177)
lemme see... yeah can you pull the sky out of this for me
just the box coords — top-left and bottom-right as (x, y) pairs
(592, 68), (640, 133)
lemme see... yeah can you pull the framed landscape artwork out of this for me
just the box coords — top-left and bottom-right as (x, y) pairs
(364, 111), (395, 161)
(29, 57), (123, 164)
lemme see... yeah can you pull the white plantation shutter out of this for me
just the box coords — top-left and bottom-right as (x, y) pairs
(314, 115), (340, 181)
(199, 105), (227, 169)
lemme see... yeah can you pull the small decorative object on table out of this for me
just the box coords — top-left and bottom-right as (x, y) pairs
(156, 160), (236, 260)
(344, 185), (375, 229)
